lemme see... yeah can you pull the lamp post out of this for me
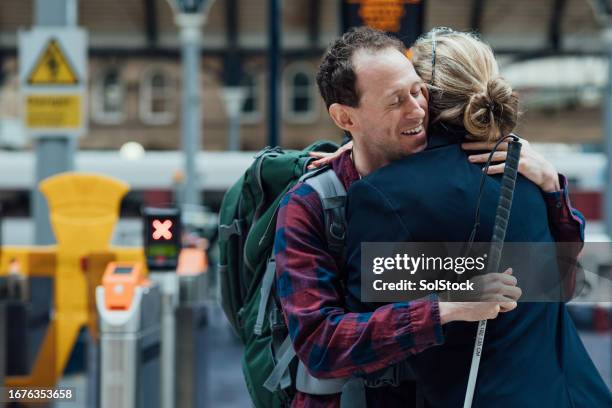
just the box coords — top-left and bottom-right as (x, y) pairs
(166, 0), (215, 209)
(268, 0), (281, 147)
(32, 0), (78, 245)
(162, 4), (214, 408)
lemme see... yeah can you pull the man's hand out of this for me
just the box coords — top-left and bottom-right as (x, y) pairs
(462, 137), (560, 193)
(307, 141), (354, 170)
(439, 268), (521, 324)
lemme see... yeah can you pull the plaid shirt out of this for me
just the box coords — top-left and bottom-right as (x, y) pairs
(274, 150), (584, 408)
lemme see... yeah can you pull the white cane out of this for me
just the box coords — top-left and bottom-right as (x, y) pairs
(463, 136), (522, 408)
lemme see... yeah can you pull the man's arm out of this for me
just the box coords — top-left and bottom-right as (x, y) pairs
(461, 140), (585, 243)
(275, 182), (443, 379)
(541, 174), (586, 299)
(542, 174), (585, 244)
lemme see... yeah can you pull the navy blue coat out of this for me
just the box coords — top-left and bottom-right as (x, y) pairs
(345, 129), (611, 407)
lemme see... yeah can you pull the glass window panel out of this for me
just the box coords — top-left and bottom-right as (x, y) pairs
(103, 69), (122, 114)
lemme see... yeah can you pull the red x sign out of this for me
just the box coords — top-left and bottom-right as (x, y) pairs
(152, 219), (173, 240)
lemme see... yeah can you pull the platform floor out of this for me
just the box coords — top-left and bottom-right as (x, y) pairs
(51, 304), (610, 408)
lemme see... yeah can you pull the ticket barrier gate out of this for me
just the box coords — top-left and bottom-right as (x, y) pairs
(143, 207), (211, 408)
(4, 264), (30, 376)
(176, 248), (209, 408)
(2, 263), (53, 379)
(97, 262), (161, 408)
(0, 173), (143, 397)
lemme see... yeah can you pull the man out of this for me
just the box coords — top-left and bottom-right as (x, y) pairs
(274, 27), (583, 407)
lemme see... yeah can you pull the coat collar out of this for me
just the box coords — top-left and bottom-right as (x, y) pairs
(426, 123), (466, 150)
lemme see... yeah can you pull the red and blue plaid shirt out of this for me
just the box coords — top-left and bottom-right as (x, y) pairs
(274, 150), (584, 408)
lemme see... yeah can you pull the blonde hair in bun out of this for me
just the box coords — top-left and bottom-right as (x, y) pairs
(412, 29), (519, 142)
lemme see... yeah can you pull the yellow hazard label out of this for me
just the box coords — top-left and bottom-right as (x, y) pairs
(26, 95), (81, 128)
(27, 39), (79, 85)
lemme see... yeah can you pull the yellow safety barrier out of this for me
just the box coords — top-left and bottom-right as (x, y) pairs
(0, 172), (146, 390)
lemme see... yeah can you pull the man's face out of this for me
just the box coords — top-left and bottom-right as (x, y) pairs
(350, 47), (429, 165)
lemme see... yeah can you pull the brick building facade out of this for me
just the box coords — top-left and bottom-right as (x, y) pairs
(0, 0), (604, 150)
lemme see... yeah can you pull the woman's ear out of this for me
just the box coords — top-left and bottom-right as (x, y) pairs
(328, 103), (355, 132)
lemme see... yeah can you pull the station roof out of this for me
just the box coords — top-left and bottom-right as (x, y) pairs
(0, 0), (603, 58)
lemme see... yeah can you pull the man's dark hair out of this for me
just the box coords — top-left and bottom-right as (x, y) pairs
(316, 27), (405, 109)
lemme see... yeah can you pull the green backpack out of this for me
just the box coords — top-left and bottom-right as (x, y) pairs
(218, 141), (348, 407)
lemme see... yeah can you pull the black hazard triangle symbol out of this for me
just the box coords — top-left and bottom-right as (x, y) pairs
(27, 39), (79, 85)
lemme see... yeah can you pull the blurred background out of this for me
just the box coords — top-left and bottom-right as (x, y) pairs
(0, 0), (610, 407)
(0, 0), (608, 218)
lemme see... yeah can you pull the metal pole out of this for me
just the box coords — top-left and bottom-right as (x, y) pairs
(32, 0), (77, 245)
(221, 87), (246, 151)
(604, 25), (612, 237)
(267, 0), (281, 147)
(177, 14), (204, 208)
(149, 272), (178, 408)
(229, 112), (240, 151)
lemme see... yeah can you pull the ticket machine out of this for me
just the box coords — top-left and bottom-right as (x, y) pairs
(97, 262), (161, 408)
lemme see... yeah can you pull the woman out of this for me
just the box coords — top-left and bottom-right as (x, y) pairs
(342, 29), (610, 407)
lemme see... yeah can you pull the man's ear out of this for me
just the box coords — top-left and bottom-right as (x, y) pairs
(328, 103), (356, 133)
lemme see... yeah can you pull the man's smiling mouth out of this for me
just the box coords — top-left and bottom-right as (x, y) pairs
(401, 124), (424, 136)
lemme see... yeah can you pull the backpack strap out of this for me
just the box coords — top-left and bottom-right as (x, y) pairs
(264, 336), (349, 395)
(263, 335), (296, 392)
(301, 167), (347, 261)
(296, 361), (348, 395)
(254, 258), (276, 335)
(256, 168), (347, 336)
(340, 378), (367, 408)
(263, 167), (351, 396)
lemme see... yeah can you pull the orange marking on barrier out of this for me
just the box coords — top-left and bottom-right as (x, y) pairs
(102, 262), (145, 311)
(177, 248), (208, 276)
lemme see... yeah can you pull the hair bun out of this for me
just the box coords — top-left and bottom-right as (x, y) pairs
(463, 77), (519, 141)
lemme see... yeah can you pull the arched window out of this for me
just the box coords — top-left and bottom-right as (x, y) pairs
(240, 71), (262, 123)
(92, 67), (124, 124)
(140, 68), (176, 125)
(284, 64), (318, 123)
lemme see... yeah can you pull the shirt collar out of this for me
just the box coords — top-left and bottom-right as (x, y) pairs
(332, 149), (361, 191)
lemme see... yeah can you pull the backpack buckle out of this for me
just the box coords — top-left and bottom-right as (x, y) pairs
(329, 222), (346, 241)
(269, 306), (286, 333)
(219, 219), (245, 240)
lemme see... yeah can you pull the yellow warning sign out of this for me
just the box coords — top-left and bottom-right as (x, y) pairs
(27, 39), (79, 85)
(26, 95), (81, 128)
